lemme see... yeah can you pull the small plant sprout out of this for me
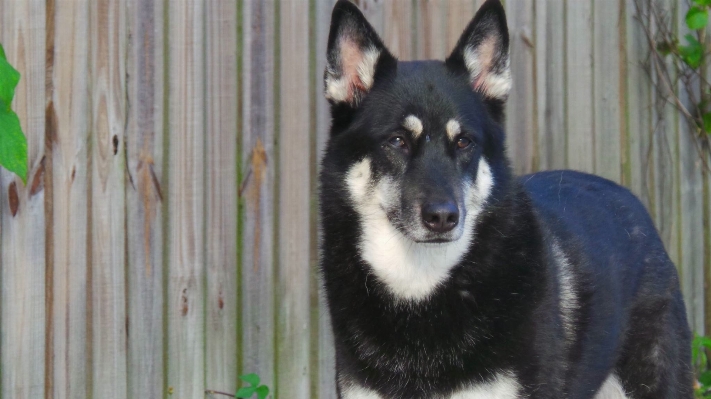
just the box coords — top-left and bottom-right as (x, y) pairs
(693, 334), (711, 398)
(205, 373), (270, 399)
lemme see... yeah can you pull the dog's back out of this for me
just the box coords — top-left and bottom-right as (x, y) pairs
(523, 170), (693, 397)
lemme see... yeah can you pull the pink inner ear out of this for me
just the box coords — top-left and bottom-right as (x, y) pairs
(469, 37), (496, 91)
(473, 73), (490, 93)
(340, 37), (368, 98)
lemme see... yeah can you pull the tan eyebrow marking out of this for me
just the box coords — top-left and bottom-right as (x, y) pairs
(446, 119), (461, 141)
(402, 115), (423, 138)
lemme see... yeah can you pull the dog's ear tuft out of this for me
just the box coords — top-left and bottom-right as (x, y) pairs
(324, 0), (394, 107)
(446, 0), (510, 101)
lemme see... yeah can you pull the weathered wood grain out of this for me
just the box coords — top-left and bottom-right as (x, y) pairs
(166, 1), (206, 397)
(675, 1), (705, 334)
(535, 0), (566, 171)
(47, 1), (91, 397)
(88, 0), (128, 397)
(566, 0), (595, 173)
(654, 0), (681, 275)
(625, 0), (653, 207)
(414, 0), (446, 60)
(678, 99), (705, 334)
(505, 0), (536, 175)
(315, 0), (338, 397)
(205, 0), (239, 394)
(278, 1), (312, 398)
(593, 0), (623, 183)
(355, 0), (385, 36)
(125, 0), (165, 397)
(384, 0), (414, 60)
(445, 0), (476, 51)
(0, 1), (46, 397)
(241, 0), (276, 388)
(648, 1), (679, 258)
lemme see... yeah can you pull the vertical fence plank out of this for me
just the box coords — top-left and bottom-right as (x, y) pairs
(48, 1), (91, 397)
(414, 0), (446, 60)
(678, 98), (705, 334)
(676, 3), (705, 335)
(535, 0), (566, 171)
(166, 1), (206, 397)
(125, 0), (165, 397)
(445, 0), (475, 51)
(625, 0), (653, 207)
(315, 1), (337, 398)
(278, 1), (311, 398)
(650, 0), (679, 260)
(205, 0), (239, 394)
(0, 1), (46, 397)
(505, 0), (536, 175)
(593, 0), (623, 183)
(88, 0), (128, 396)
(240, 0), (276, 388)
(566, 0), (594, 173)
(356, 0), (385, 36)
(384, 0), (414, 60)
(46, 1), (91, 397)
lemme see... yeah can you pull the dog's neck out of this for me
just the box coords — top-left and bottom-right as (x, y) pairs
(321, 178), (551, 387)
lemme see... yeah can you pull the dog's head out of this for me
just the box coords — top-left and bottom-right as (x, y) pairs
(322, 0), (512, 300)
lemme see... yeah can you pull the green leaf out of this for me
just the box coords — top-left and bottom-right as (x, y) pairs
(236, 386), (257, 398)
(679, 34), (704, 69)
(255, 385), (269, 399)
(702, 113), (711, 133)
(700, 370), (711, 386)
(687, 6), (708, 30)
(694, 334), (711, 350)
(0, 44), (20, 109)
(0, 43), (27, 184)
(239, 373), (260, 387)
(0, 108), (27, 183)
(694, 0), (711, 7)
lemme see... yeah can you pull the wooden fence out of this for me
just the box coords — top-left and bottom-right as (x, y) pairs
(0, 0), (708, 398)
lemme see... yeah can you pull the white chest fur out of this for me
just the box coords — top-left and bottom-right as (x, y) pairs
(345, 157), (493, 302)
(340, 371), (521, 399)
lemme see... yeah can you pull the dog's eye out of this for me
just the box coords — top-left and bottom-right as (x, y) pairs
(456, 137), (472, 149)
(388, 136), (408, 150)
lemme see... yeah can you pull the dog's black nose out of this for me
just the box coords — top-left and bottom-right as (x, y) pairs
(421, 201), (459, 233)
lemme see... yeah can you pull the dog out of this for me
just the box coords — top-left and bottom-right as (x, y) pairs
(318, 0), (693, 397)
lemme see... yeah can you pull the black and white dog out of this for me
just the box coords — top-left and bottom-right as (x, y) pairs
(318, 0), (693, 397)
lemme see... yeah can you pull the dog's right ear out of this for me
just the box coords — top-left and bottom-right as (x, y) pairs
(324, 0), (395, 107)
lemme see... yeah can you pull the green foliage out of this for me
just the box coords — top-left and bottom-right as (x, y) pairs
(679, 34), (704, 69)
(205, 373), (270, 398)
(694, 334), (711, 398)
(235, 373), (270, 399)
(687, 6), (709, 30)
(649, 0), (711, 144)
(702, 112), (711, 134)
(0, 43), (28, 184)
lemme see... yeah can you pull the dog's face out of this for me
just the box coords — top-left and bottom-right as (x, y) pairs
(322, 0), (512, 300)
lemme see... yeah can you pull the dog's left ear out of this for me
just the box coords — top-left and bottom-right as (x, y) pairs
(446, 0), (511, 102)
